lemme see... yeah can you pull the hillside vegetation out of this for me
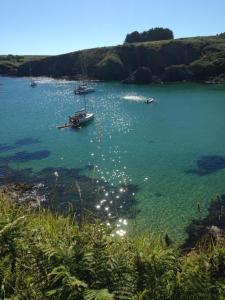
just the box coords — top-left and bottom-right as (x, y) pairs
(1, 35), (225, 83)
(0, 195), (225, 300)
(0, 55), (47, 76)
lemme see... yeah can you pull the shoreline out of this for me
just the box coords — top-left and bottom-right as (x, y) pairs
(1, 74), (225, 85)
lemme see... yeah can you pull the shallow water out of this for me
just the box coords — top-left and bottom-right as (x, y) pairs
(1, 77), (225, 241)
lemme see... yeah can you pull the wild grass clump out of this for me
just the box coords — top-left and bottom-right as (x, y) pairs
(0, 195), (225, 299)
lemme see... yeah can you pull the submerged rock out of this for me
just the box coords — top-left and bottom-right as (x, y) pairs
(181, 194), (225, 252)
(0, 165), (139, 223)
(0, 182), (47, 208)
(186, 155), (225, 176)
(208, 225), (223, 239)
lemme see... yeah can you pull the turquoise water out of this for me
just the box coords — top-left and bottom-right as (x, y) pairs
(1, 76), (225, 241)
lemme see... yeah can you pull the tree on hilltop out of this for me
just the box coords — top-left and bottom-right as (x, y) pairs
(124, 27), (174, 43)
(124, 31), (141, 43)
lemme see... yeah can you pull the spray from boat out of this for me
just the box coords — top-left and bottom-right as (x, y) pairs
(122, 94), (157, 104)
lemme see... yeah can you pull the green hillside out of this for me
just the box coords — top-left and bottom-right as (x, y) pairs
(0, 55), (47, 76)
(1, 35), (225, 83)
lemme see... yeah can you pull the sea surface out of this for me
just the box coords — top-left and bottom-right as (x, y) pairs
(1, 76), (225, 242)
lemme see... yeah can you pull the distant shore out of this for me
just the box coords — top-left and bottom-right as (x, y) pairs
(1, 35), (225, 84)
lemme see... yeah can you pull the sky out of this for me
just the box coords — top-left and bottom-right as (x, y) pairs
(1, 0), (225, 55)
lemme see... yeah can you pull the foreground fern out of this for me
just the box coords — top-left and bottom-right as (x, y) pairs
(0, 196), (225, 299)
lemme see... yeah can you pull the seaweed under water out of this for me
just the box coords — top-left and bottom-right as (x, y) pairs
(0, 150), (50, 163)
(0, 137), (41, 154)
(0, 143), (16, 153)
(186, 155), (225, 176)
(15, 137), (41, 146)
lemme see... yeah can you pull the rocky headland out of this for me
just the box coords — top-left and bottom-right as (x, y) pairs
(1, 35), (225, 84)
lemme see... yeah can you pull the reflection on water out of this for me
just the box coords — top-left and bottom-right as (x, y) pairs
(28, 77), (76, 85)
(0, 164), (139, 237)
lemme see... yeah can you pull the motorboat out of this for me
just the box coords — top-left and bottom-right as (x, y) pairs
(74, 84), (95, 95)
(144, 98), (156, 104)
(69, 109), (94, 127)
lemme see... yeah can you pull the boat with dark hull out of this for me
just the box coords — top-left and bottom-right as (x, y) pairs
(74, 84), (95, 95)
(144, 98), (157, 104)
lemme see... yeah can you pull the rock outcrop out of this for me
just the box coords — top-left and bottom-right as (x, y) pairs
(162, 65), (195, 82)
(0, 183), (47, 208)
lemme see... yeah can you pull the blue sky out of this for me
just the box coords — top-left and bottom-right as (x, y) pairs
(1, 0), (225, 55)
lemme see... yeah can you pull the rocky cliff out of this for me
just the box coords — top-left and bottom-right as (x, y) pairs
(1, 36), (225, 83)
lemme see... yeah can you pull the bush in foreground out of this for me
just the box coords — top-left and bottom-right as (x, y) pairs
(0, 196), (225, 299)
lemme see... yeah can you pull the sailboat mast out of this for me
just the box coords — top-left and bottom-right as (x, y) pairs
(84, 95), (87, 111)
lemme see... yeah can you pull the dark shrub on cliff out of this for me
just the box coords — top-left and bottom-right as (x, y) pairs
(124, 27), (174, 43)
(191, 51), (225, 80)
(162, 65), (195, 82)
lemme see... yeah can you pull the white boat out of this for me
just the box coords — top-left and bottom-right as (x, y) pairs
(74, 84), (95, 95)
(57, 83), (94, 129)
(69, 109), (94, 127)
(144, 98), (156, 104)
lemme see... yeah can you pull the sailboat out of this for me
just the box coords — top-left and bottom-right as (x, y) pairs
(58, 54), (94, 128)
(74, 54), (95, 95)
(68, 109), (94, 127)
(74, 83), (94, 95)
(29, 64), (37, 87)
(57, 95), (94, 129)
(69, 95), (94, 127)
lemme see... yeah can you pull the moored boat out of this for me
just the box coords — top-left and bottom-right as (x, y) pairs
(69, 109), (94, 127)
(74, 84), (95, 95)
(29, 64), (37, 87)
